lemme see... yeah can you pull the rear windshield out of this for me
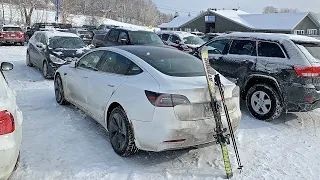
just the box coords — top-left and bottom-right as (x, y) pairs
(78, 31), (90, 34)
(130, 48), (208, 77)
(129, 31), (164, 45)
(49, 36), (85, 49)
(297, 43), (320, 61)
(3, 27), (22, 31)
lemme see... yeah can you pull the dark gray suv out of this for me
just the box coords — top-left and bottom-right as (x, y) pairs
(193, 32), (320, 120)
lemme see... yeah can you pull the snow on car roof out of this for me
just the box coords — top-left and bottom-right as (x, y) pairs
(42, 31), (79, 38)
(219, 32), (320, 43)
(2, 25), (20, 28)
(158, 16), (193, 28)
(157, 31), (196, 38)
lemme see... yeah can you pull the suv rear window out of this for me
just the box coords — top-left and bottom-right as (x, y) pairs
(129, 31), (164, 45)
(3, 27), (22, 31)
(297, 43), (320, 61)
(128, 47), (207, 77)
(258, 41), (285, 58)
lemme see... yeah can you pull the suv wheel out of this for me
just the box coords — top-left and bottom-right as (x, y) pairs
(246, 84), (283, 121)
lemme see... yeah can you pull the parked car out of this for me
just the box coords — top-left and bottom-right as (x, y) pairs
(82, 25), (97, 31)
(92, 28), (165, 48)
(193, 32), (320, 120)
(202, 33), (225, 42)
(157, 31), (205, 52)
(0, 62), (23, 180)
(70, 28), (94, 44)
(26, 23), (72, 41)
(26, 31), (91, 79)
(54, 46), (241, 156)
(191, 31), (204, 37)
(0, 25), (25, 46)
(93, 24), (116, 35)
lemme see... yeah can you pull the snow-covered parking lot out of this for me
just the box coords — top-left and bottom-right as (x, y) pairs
(2, 46), (320, 180)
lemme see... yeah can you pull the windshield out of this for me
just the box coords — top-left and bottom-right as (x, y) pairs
(3, 27), (22, 31)
(49, 36), (85, 49)
(129, 31), (164, 45)
(129, 47), (213, 77)
(297, 43), (320, 61)
(183, 36), (205, 45)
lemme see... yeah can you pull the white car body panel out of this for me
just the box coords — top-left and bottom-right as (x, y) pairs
(56, 47), (241, 152)
(0, 71), (22, 180)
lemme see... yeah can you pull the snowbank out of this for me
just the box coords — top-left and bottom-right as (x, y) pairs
(101, 18), (160, 32)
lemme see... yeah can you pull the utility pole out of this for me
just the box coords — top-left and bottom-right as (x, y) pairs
(1, 0), (4, 25)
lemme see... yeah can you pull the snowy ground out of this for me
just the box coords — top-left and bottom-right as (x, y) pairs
(1, 45), (320, 180)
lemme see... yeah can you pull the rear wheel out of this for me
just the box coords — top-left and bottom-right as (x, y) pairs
(54, 74), (69, 105)
(42, 61), (50, 79)
(108, 107), (138, 156)
(26, 52), (33, 67)
(246, 84), (283, 121)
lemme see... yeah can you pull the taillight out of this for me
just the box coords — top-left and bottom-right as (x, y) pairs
(88, 34), (93, 38)
(294, 66), (320, 78)
(0, 110), (15, 135)
(145, 90), (190, 107)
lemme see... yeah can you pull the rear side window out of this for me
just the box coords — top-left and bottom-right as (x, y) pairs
(161, 34), (169, 41)
(258, 41), (285, 58)
(229, 40), (256, 56)
(107, 30), (119, 42)
(297, 43), (320, 61)
(170, 35), (181, 43)
(97, 51), (142, 75)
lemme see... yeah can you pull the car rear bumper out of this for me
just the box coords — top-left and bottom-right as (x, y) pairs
(0, 39), (25, 43)
(285, 84), (320, 112)
(132, 105), (241, 152)
(0, 132), (20, 180)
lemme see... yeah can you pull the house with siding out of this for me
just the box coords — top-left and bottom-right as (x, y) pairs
(159, 9), (320, 36)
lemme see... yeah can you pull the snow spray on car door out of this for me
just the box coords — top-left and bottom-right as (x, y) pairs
(200, 46), (243, 179)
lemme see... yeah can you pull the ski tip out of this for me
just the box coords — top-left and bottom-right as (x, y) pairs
(226, 173), (233, 179)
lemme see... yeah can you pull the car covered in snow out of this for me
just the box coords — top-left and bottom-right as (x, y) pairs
(26, 31), (92, 79)
(54, 46), (241, 156)
(0, 25), (25, 46)
(0, 62), (22, 180)
(193, 32), (320, 120)
(157, 31), (205, 53)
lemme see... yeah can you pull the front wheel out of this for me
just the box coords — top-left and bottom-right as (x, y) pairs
(108, 107), (138, 156)
(54, 74), (69, 105)
(246, 84), (283, 121)
(42, 61), (50, 79)
(26, 52), (33, 67)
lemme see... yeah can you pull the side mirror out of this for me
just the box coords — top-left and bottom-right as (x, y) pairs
(1, 62), (13, 71)
(120, 39), (128, 45)
(36, 42), (46, 49)
(69, 61), (76, 68)
(175, 40), (181, 44)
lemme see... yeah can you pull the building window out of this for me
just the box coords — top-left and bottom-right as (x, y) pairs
(184, 28), (191, 32)
(294, 30), (305, 35)
(307, 29), (317, 35)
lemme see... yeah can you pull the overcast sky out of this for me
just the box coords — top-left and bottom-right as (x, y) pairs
(152, 0), (320, 16)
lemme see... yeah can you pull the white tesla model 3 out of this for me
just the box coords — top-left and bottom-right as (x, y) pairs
(54, 46), (241, 156)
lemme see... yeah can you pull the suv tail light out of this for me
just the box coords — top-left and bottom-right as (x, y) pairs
(145, 90), (190, 107)
(0, 110), (15, 135)
(294, 66), (320, 78)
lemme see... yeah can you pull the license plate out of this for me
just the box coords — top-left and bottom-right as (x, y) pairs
(11, 34), (16, 37)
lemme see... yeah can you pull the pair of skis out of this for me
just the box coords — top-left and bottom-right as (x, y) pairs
(200, 47), (243, 179)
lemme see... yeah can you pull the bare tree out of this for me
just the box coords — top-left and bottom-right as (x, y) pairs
(279, 8), (300, 13)
(263, 6), (278, 13)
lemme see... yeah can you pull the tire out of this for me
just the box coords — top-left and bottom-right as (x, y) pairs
(42, 61), (50, 79)
(54, 74), (69, 105)
(246, 84), (283, 121)
(108, 107), (138, 156)
(26, 52), (33, 67)
(13, 153), (20, 171)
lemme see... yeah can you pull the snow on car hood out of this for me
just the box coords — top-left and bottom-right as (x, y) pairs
(50, 46), (91, 60)
(186, 44), (202, 48)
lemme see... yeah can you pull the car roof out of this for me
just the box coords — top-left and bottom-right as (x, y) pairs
(218, 32), (320, 43)
(37, 31), (79, 38)
(157, 31), (196, 38)
(98, 45), (178, 54)
(111, 27), (153, 32)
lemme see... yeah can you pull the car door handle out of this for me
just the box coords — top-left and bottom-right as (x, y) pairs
(83, 76), (88, 79)
(108, 84), (115, 87)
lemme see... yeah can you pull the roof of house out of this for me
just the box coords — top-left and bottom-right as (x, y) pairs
(158, 16), (193, 28)
(210, 10), (311, 30)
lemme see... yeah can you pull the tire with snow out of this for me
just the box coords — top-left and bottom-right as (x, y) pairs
(108, 107), (138, 156)
(54, 74), (69, 105)
(26, 52), (33, 67)
(246, 84), (283, 121)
